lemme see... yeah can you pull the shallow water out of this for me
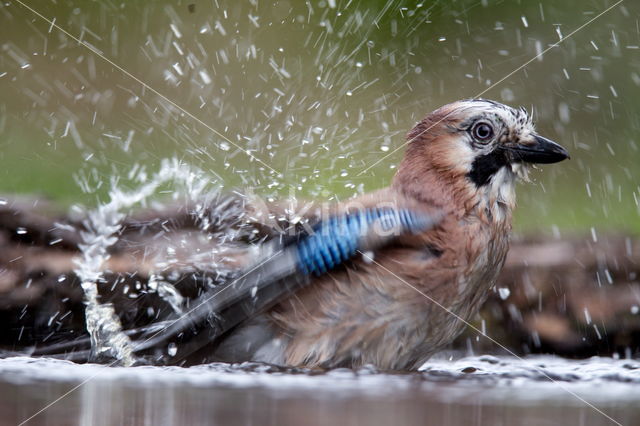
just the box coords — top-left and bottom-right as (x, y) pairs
(2, 355), (637, 426)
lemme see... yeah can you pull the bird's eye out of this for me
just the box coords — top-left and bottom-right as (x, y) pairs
(472, 122), (494, 142)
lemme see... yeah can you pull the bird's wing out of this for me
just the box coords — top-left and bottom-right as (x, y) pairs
(129, 207), (440, 363)
(29, 206), (440, 364)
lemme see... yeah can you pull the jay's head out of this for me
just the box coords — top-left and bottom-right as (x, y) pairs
(398, 99), (569, 206)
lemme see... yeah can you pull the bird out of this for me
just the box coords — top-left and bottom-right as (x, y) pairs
(30, 99), (569, 370)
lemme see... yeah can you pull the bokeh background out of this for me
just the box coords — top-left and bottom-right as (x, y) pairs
(1, 0), (638, 233)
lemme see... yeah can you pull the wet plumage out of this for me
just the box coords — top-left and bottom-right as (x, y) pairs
(31, 99), (569, 370)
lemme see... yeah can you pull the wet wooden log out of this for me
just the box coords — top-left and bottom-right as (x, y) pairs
(0, 196), (639, 358)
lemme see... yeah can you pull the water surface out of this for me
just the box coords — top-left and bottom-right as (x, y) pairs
(2, 355), (638, 426)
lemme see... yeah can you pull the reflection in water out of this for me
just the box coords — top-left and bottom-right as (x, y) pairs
(1, 356), (638, 425)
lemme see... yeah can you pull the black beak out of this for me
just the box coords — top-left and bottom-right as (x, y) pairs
(506, 135), (570, 164)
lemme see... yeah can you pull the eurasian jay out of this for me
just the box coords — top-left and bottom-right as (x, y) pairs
(34, 99), (569, 370)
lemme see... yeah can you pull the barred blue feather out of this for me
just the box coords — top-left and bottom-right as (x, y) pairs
(296, 208), (430, 276)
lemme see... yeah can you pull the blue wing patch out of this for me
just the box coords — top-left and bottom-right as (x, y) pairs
(295, 207), (433, 276)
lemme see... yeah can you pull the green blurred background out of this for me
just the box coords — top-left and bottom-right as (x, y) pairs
(0, 0), (638, 233)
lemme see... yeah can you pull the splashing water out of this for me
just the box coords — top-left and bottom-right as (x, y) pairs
(147, 274), (184, 315)
(73, 158), (244, 364)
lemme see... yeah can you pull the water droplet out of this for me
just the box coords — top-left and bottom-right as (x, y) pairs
(167, 342), (178, 356)
(498, 287), (511, 300)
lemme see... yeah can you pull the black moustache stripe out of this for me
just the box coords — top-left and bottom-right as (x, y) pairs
(467, 149), (509, 187)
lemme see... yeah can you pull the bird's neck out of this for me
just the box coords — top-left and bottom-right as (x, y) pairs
(392, 156), (517, 226)
(475, 166), (518, 226)
(392, 155), (473, 214)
